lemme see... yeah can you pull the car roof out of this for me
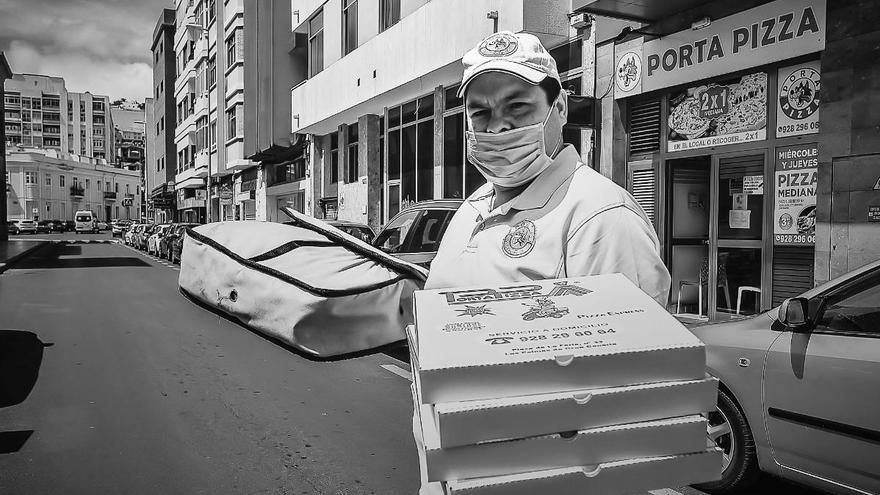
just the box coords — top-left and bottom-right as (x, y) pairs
(327, 220), (373, 229)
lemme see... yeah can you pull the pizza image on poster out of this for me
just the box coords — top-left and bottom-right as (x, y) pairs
(668, 72), (767, 152)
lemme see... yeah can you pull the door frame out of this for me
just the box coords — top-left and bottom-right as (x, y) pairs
(708, 148), (773, 319)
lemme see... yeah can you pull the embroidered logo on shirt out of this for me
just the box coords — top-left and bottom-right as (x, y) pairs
(502, 220), (536, 258)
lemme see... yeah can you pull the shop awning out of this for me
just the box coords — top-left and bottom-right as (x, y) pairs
(572, 0), (712, 23)
(247, 134), (306, 165)
(175, 177), (205, 189)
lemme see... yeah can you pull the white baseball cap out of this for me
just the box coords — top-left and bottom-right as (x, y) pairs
(458, 31), (561, 98)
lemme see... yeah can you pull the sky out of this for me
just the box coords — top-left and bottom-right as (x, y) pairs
(0, 0), (174, 103)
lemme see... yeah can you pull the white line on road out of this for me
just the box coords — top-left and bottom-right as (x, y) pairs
(380, 364), (412, 381)
(649, 489), (685, 495)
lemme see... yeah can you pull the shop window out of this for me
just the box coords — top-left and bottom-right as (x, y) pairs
(345, 123), (359, 183)
(628, 98), (661, 155)
(387, 93), (439, 209)
(380, 0), (400, 32)
(309, 10), (324, 77)
(342, 0), (358, 56)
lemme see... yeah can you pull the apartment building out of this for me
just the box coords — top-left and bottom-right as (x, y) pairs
(285, 0), (591, 232)
(172, 0), (254, 223)
(4, 74), (116, 162)
(1, 52), (12, 241)
(5, 147), (141, 222)
(149, 8), (179, 223)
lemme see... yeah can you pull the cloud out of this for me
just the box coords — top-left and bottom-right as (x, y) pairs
(6, 40), (152, 101)
(0, 0), (171, 101)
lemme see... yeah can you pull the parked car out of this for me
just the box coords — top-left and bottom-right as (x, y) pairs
(36, 220), (52, 234)
(64, 220), (75, 232)
(96, 221), (109, 231)
(168, 223), (201, 263)
(147, 224), (173, 256)
(124, 224), (142, 246)
(371, 200), (462, 268)
(49, 220), (65, 232)
(690, 259), (880, 495)
(135, 224), (155, 251)
(111, 220), (132, 237)
(282, 218), (376, 243)
(7, 219), (38, 235)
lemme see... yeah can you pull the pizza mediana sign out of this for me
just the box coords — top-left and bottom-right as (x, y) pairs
(615, 0), (825, 99)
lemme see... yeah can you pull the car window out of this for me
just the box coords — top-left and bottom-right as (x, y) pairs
(406, 209), (454, 253)
(339, 226), (374, 243)
(373, 210), (420, 253)
(816, 271), (880, 336)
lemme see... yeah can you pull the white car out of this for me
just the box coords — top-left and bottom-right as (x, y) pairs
(124, 224), (141, 246)
(147, 224), (172, 255)
(8, 219), (38, 235)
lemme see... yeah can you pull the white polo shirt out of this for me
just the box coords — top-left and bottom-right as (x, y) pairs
(424, 145), (671, 306)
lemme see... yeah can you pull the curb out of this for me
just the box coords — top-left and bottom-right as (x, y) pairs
(0, 241), (51, 274)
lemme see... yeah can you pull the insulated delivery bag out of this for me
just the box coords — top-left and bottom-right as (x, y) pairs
(178, 209), (428, 357)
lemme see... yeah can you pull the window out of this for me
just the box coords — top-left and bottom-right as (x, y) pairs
(98, 181), (102, 191)
(126, 184), (130, 195)
(25, 171), (37, 184)
(60, 175), (65, 187)
(329, 132), (339, 183)
(196, 116), (208, 151)
(208, 0), (215, 23)
(345, 123), (358, 183)
(45, 174), (51, 186)
(387, 94), (439, 207)
(226, 105), (238, 139)
(816, 271), (880, 336)
(308, 10), (324, 77)
(226, 32), (237, 65)
(85, 179), (90, 190)
(210, 120), (217, 148)
(380, 0), (400, 32)
(208, 56), (216, 87)
(373, 209), (419, 253)
(343, 0), (358, 55)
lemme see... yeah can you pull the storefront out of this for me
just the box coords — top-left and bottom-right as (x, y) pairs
(610, 0), (825, 320)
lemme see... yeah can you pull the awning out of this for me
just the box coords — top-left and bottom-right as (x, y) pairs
(247, 134), (306, 165)
(572, 0), (713, 23)
(175, 177), (206, 189)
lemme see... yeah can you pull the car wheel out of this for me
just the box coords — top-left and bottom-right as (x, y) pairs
(694, 388), (760, 493)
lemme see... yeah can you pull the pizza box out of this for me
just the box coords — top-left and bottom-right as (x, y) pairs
(440, 447), (723, 495)
(426, 376), (717, 448)
(417, 409), (707, 482)
(412, 274), (706, 404)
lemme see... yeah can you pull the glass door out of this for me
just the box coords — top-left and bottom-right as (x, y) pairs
(710, 153), (766, 319)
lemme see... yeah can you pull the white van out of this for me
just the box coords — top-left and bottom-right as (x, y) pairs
(74, 210), (98, 233)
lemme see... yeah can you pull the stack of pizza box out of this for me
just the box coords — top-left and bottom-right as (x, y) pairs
(409, 273), (722, 495)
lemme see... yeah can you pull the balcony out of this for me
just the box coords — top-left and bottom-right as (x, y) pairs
(103, 191), (117, 200)
(182, 197), (206, 208)
(70, 185), (85, 197)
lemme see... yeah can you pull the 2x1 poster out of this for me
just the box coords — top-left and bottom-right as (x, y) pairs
(667, 72), (767, 152)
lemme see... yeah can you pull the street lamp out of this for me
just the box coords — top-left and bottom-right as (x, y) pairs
(185, 17), (212, 223)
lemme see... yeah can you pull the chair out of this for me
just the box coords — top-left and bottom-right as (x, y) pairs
(676, 254), (732, 316)
(736, 286), (762, 315)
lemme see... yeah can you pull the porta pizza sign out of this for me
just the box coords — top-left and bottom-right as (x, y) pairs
(614, 0), (825, 98)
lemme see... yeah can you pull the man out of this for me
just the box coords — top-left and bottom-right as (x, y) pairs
(424, 31), (670, 303)
(414, 31), (671, 493)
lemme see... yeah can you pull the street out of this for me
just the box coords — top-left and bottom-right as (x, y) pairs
(0, 241), (829, 494)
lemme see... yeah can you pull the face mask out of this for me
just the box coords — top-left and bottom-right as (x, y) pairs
(466, 102), (562, 188)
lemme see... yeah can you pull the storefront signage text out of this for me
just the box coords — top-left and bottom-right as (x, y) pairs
(616, 0), (826, 98)
(774, 143), (818, 245)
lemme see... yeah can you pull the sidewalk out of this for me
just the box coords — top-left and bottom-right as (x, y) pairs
(0, 239), (50, 274)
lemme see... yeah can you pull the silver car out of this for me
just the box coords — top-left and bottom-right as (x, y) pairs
(691, 259), (880, 494)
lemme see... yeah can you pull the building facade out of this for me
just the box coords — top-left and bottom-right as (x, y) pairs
(149, 7), (179, 224)
(284, 0), (592, 233)
(5, 147), (141, 222)
(1, 52), (12, 241)
(4, 74), (116, 162)
(577, 0), (880, 320)
(171, 0), (252, 224)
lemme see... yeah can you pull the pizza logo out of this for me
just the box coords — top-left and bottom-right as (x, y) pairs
(502, 220), (536, 258)
(456, 305), (494, 317)
(478, 33), (518, 57)
(780, 67), (820, 120)
(615, 51), (641, 92)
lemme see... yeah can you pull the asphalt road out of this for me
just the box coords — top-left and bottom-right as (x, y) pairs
(0, 242), (418, 494)
(0, 240), (825, 495)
